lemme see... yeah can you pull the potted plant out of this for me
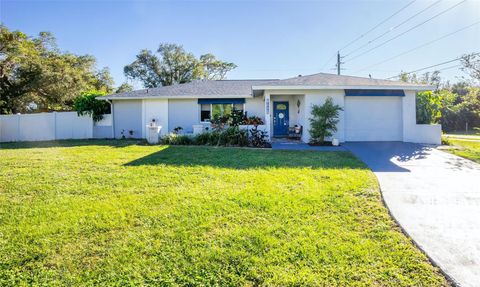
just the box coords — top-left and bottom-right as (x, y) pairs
(308, 97), (342, 146)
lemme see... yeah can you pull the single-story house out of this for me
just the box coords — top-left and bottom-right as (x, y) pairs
(100, 73), (441, 144)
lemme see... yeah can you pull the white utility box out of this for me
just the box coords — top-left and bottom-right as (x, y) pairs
(146, 125), (162, 144)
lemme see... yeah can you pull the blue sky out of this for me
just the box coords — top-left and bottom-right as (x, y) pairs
(2, 0), (479, 88)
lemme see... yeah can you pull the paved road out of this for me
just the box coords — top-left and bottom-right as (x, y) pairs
(344, 142), (480, 287)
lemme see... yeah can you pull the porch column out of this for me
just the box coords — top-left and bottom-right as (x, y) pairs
(264, 92), (271, 140)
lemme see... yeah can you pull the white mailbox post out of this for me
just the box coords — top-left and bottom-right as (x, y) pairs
(146, 125), (162, 144)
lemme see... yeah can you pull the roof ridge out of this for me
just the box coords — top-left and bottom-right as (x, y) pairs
(214, 79), (280, 81)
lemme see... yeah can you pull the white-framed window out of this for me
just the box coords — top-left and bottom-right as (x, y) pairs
(200, 103), (245, 122)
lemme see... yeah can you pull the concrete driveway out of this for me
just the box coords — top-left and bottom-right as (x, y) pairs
(344, 142), (480, 287)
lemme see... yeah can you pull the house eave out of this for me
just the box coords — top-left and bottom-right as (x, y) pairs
(98, 94), (254, 101)
(251, 85), (434, 91)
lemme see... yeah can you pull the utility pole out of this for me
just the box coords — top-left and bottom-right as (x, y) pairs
(336, 51), (342, 75)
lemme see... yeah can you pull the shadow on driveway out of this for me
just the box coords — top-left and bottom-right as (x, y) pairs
(343, 142), (432, 172)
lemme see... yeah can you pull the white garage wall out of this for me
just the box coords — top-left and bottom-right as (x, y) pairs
(345, 96), (403, 142)
(142, 99), (169, 137)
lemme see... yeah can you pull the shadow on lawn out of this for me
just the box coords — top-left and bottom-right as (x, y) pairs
(124, 145), (367, 170)
(0, 139), (145, 149)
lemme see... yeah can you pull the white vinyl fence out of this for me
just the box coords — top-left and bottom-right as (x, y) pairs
(0, 112), (112, 143)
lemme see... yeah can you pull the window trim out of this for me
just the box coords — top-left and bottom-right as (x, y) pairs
(199, 103), (245, 123)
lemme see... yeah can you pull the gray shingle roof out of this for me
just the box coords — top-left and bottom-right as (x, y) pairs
(252, 73), (426, 87)
(107, 79), (278, 99)
(104, 73), (430, 99)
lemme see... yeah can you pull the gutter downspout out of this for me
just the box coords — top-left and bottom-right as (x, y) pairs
(108, 100), (115, 139)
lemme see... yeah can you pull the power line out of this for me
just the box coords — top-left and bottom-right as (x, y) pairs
(343, 0), (442, 57)
(338, 0), (416, 52)
(387, 58), (461, 79)
(346, 0), (467, 62)
(355, 21), (480, 73)
(435, 64), (462, 72)
(386, 53), (479, 79)
(320, 52), (337, 71)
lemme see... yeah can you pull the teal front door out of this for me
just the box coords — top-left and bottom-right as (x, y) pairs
(273, 101), (289, 137)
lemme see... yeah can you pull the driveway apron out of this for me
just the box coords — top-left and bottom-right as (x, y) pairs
(344, 142), (480, 287)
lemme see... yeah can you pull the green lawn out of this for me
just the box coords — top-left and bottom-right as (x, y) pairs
(444, 138), (480, 163)
(0, 140), (447, 286)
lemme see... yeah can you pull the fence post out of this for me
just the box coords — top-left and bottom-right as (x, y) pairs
(53, 112), (57, 140)
(16, 113), (21, 142)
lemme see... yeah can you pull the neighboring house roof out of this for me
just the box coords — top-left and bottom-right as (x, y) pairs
(102, 73), (432, 100)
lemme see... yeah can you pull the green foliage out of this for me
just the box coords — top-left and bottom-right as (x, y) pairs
(172, 126), (183, 134)
(249, 126), (270, 148)
(0, 25), (113, 114)
(444, 138), (480, 163)
(461, 53), (480, 81)
(115, 82), (134, 93)
(438, 87), (480, 131)
(194, 131), (213, 145)
(416, 91), (442, 124)
(0, 141), (448, 286)
(228, 109), (245, 127)
(218, 126), (248, 147)
(73, 91), (109, 122)
(399, 69), (479, 132)
(160, 134), (194, 145)
(243, 116), (264, 126)
(210, 114), (229, 131)
(308, 97), (342, 144)
(198, 53), (237, 80)
(124, 43), (236, 88)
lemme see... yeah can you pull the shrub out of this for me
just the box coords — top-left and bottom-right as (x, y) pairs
(214, 126), (248, 147)
(229, 109), (245, 127)
(249, 126), (270, 148)
(441, 136), (451, 145)
(243, 116), (264, 126)
(161, 134), (194, 145)
(73, 91), (110, 122)
(172, 126), (183, 134)
(210, 114), (229, 131)
(309, 97), (342, 144)
(416, 91), (442, 124)
(195, 132), (212, 145)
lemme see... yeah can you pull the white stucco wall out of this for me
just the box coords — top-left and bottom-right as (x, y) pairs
(244, 97), (265, 120)
(168, 99), (198, 133)
(402, 90), (441, 144)
(302, 90), (345, 143)
(113, 100), (142, 138)
(142, 99), (169, 137)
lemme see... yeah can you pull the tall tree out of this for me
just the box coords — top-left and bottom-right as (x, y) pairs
(398, 71), (442, 89)
(461, 53), (480, 81)
(115, 82), (134, 93)
(0, 25), (113, 114)
(124, 43), (236, 88)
